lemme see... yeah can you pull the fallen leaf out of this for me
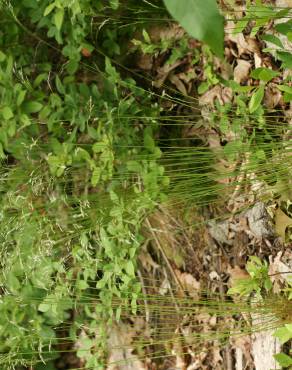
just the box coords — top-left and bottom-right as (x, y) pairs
(228, 265), (250, 289)
(269, 251), (292, 292)
(264, 83), (283, 109)
(275, 208), (292, 240)
(169, 74), (188, 95)
(234, 60), (251, 84)
(107, 324), (146, 369)
(175, 269), (200, 297)
(199, 85), (232, 106)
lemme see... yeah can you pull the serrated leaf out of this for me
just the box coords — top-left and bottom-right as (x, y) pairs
(249, 86), (265, 113)
(163, 0), (224, 58)
(54, 9), (64, 31)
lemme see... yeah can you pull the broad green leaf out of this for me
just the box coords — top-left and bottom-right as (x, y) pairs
(250, 67), (279, 83)
(275, 20), (292, 35)
(23, 101), (43, 113)
(16, 90), (27, 106)
(144, 134), (155, 152)
(273, 326), (292, 344)
(91, 167), (101, 186)
(0, 50), (6, 62)
(1, 106), (14, 120)
(38, 303), (51, 313)
(277, 85), (292, 94)
(125, 260), (135, 276)
(261, 34), (283, 49)
(274, 353), (292, 367)
(277, 51), (292, 69)
(54, 9), (64, 31)
(277, 84), (292, 102)
(249, 86), (265, 113)
(163, 0), (224, 58)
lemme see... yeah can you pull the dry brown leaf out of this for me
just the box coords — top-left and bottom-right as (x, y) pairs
(148, 24), (184, 43)
(254, 53), (262, 69)
(169, 74), (188, 95)
(199, 85), (232, 106)
(234, 60), (251, 84)
(230, 335), (253, 367)
(136, 54), (153, 71)
(153, 59), (184, 88)
(264, 83), (282, 109)
(228, 265), (249, 288)
(275, 208), (292, 240)
(175, 269), (200, 297)
(226, 25), (250, 56)
(269, 252), (290, 292)
(107, 324), (146, 370)
(138, 250), (159, 272)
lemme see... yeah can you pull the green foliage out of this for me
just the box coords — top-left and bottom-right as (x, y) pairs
(228, 256), (272, 297)
(163, 0), (224, 57)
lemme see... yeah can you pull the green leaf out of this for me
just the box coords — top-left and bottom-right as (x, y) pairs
(0, 143), (5, 159)
(274, 353), (292, 367)
(277, 85), (292, 94)
(1, 106), (14, 120)
(277, 51), (292, 69)
(38, 303), (51, 313)
(250, 67), (279, 83)
(23, 101), (43, 113)
(163, 0), (224, 58)
(275, 20), (292, 36)
(110, 0), (119, 9)
(91, 167), (101, 186)
(16, 90), (27, 106)
(261, 34), (283, 49)
(44, 2), (56, 16)
(125, 260), (135, 277)
(198, 81), (209, 95)
(55, 75), (65, 94)
(54, 9), (64, 31)
(66, 60), (79, 74)
(0, 50), (6, 62)
(273, 326), (292, 344)
(249, 86), (265, 114)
